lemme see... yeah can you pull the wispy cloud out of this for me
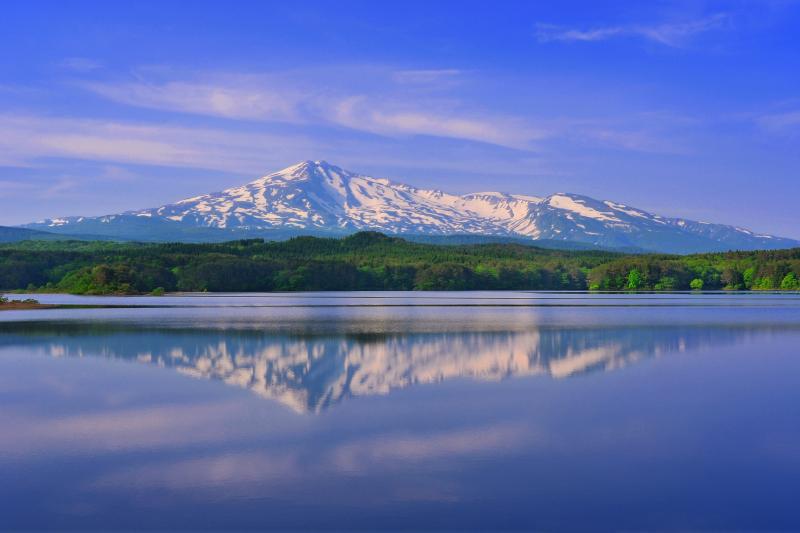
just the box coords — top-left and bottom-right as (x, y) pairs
(391, 69), (463, 85)
(84, 78), (305, 123)
(0, 113), (318, 173)
(0, 179), (35, 195)
(59, 57), (103, 72)
(0, 177), (78, 199)
(0, 65), (696, 194)
(0, 111), (567, 197)
(536, 13), (731, 47)
(42, 177), (79, 197)
(330, 95), (545, 149)
(757, 110), (800, 132)
(76, 68), (684, 154)
(81, 72), (539, 150)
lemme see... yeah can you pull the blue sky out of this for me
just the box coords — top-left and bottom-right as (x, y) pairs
(1, 0), (799, 237)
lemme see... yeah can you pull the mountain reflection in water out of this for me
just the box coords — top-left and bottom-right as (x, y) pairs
(1, 321), (788, 413)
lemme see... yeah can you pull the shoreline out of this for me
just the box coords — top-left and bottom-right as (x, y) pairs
(0, 302), (58, 311)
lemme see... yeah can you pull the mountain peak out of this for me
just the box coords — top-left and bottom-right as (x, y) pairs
(248, 160), (349, 187)
(288, 159), (340, 173)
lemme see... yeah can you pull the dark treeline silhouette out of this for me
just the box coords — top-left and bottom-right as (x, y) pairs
(1, 232), (798, 294)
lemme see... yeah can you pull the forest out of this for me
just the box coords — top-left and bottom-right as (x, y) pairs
(1, 231), (799, 294)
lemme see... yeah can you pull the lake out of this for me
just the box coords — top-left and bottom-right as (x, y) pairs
(2, 292), (800, 530)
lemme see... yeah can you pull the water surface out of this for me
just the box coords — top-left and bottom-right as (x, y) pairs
(2, 292), (799, 530)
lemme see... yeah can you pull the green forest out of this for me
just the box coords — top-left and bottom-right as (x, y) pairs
(1, 232), (799, 294)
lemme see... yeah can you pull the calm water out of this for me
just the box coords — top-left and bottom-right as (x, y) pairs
(2, 292), (800, 531)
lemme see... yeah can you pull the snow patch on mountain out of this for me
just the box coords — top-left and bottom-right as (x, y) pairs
(548, 194), (621, 223)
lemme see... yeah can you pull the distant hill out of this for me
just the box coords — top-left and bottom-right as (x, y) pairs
(1, 222), (642, 253)
(0, 226), (120, 243)
(401, 233), (647, 253)
(0, 226), (70, 243)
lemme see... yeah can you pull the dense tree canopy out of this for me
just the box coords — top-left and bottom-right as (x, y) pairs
(1, 232), (799, 294)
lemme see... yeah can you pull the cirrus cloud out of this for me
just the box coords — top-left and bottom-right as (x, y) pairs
(0, 113), (319, 173)
(74, 68), (686, 154)
(535, 13), (732, 47)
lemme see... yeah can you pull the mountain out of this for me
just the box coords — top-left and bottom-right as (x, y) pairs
(0, 226), (59, 243)
(23, 160), (799, 253)
(0, 225), (99, 243)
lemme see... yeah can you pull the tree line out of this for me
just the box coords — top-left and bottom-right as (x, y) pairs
(1, 232), (798, 294)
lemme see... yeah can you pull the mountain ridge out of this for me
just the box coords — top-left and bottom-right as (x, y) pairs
(22, 160), (799, 254)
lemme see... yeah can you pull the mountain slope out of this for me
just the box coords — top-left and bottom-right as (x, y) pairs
(0, 226), (108, 243)
(23, 160), (799, 253)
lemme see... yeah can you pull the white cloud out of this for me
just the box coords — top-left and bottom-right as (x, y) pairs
(78, 70), (679, 154)
(84, 78), (305, 122)
(575, 126), (682, 153)
(0, 113), (319, 174)
(0, 65), (694, 184)
(535, 24), (625, 43)
(391, 69), (463, 84)
(59, 57), (103, 72)
(81, 74), (539, 149)
(757, 110), (800, 131)
(536, 13), (731, 47)
(0, 107), (685, 188)
(330, 95), (545, 149)
(42, 177), (79, 197)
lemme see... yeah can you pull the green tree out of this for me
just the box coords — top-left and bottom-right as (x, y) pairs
(743, 267), (756, 289)
(780, 272), (800, 290)
(626, 269), (644, 290)
(414, 264), (478, 290)
(654, 276), (677, 291)
(690, 278), (704, 291)
(753, 277), (774, 290)
(721, 267), (744, 290)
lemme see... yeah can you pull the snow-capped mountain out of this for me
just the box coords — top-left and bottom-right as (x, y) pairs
(25, 160), (799, 253)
